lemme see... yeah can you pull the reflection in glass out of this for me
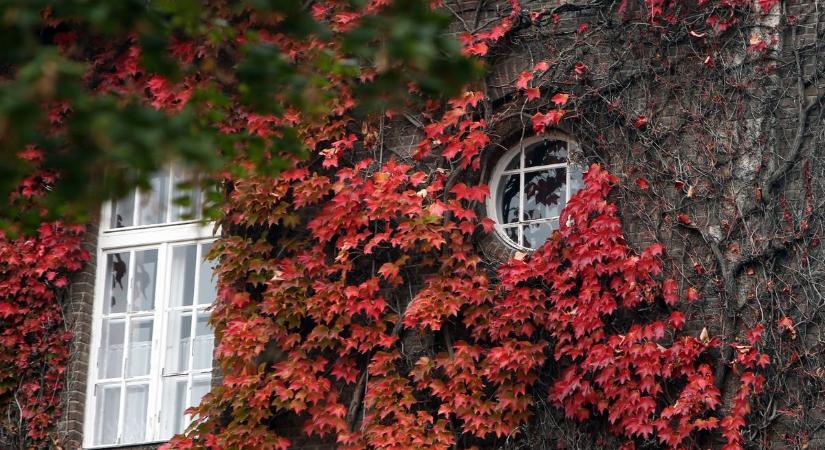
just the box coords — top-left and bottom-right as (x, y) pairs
(123, 384), (149, 444)
(166, 311), (192, 374)
(110, 191), (135, 229)
(94, 384), (120, 445)
(161, 377), (188, 439)
(132, 250), (158, 312)
(524, 168), (566, 221)
(569, 164), (585, 193)
(171, 167), (200, 222)
(99, 319), (125, 379)
(170, 245), (197, 307)
(525, 139), (567, 167)
(139, 169), (170, 225)
(523, 221), (556, 250)
(504, 226), (520, 247)
(104, 252), (130, 314)
(193, 312), (213, 370)
(497, 174), (520, 224)
(190, 377), (210, 408)
(197, 243), (217, 305)
(127, 319), (153, 377)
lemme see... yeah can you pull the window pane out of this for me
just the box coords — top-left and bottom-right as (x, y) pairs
(190, 376), (211, 408)
(103, 252), (130, 314)
(193, 311), (213, 370)
(94, 384), (120, 445)
(138, 169), (170, 225)
(127, 319), (153, 377)
(171, 166), (201, 222)
(525, 139), (567, 167)
(524, 168), (566, 221)
(569, 164), (585, 194)
(497, 174), (520, 224)
(166, 310), (193, 374)
(110, 191), (135, 229)
(170, 245), (197, 307)
(122, 383), (149, 444)
(132, 249), (158, 312)
(503, 226), (520, 247)
(99, 319), (125, 379)
(523, 220), (556, 250)
(504, 150), (520, 170)
(197, 243), (217, 305)
(160, 377), (188, 439)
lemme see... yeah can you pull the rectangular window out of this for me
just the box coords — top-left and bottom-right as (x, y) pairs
(86, 173), (217, 447)
(109, 165), (203, 230)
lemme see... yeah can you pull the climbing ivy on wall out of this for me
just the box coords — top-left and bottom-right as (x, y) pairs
(7, 0), (823, 448)
(0, 149), (89, 448)
(168, 1), (784, 448)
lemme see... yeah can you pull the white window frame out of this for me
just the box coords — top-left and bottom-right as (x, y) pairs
(485, 132), (582, 250)
(83, 193), (218, 448)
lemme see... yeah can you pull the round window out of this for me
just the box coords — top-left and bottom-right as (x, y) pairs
(485, 134), (584, 250)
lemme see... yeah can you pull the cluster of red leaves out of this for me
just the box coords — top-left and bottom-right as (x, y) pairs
(171, 140), (768, 449)
(630, 0), (777, 30)
(0, 150), (89, 446)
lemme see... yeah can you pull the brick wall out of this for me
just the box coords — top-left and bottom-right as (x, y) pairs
(58, 223), (97, 449)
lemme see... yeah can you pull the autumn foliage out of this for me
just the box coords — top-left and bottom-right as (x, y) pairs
(0, 0), (792, 448)
(0, 150), (89, 446)
(172, 153), (768, 449)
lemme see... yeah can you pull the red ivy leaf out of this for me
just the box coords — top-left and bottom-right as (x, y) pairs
(550, 93), (570, 106)
(516, 71), (533, 90)
(451, 183), (490, 202)
(669, 311), (686, 329)
(532, 110), (566, 132)
(686, 287), (700, 302)
(533, 61), (550, 72)
(747, 323), (765, 345)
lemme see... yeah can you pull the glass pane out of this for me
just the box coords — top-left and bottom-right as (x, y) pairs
(197, 243), (217, 305)
(122, 384), (149, 444)
(497, 174), (520, 224)
(171, 166), (201, 222)
(503, 226), (520, 247)
(132, 249), (158, 312)
(138, 169), (170, 225)
(94, 384), (120, 445)
(190, 376), (211, 408)
(170, 245), (197, 307)
(127, 319), (153, 377)
(103, 252), (130, 314)
(524, 168), (566, 221)
(99, 319), (125, 379)
(160, 377), (188, 439)
(193, 311), (213, 370)
(166, 310), (193, 373)
(523, 220), (556, 250)
(504, 150), (520, 170)
(569, 164), (585, 195)
(110, 191), (135, 229)
(525, 139), (567, 167)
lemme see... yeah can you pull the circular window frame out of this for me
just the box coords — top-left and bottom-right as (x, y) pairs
(485, 132), (582, 251)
